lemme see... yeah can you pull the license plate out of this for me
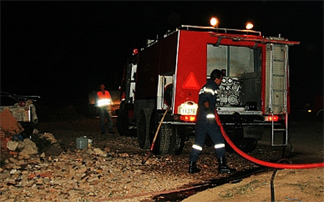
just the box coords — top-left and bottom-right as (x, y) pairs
(180, 108), (196, 115)
(178, 102), (198, 115)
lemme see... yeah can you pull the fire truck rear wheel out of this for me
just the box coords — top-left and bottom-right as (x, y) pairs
(168, 126), (185, 155)
(156, 124), (172, 155)
(137, 108), (152, 149)
(149, 110), (171, 155)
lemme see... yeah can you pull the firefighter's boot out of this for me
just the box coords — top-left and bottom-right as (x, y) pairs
(217, 157), (236, 174)
(189, 161), (200, 174)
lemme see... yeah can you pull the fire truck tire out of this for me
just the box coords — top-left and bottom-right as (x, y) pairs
(117, 101), (133, 137)
(137, 108), (152, 149)
(157, 124), (172, 155)
(168, 126), (185, 155)
(149, 110), (171, 155)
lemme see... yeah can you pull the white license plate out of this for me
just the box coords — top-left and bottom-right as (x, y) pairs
(178, 101), (198, 115)
(180, 108), (197, 115)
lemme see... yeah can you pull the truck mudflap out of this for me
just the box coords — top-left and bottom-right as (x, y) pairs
(243, 125), (264, 139)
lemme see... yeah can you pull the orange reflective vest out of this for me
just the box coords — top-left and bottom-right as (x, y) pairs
(96, 90), (112, 107)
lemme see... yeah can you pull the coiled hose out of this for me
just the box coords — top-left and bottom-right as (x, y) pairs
(215, 112), (324, 169)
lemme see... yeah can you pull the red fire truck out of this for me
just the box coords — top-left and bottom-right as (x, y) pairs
(117, 24), (299, 155)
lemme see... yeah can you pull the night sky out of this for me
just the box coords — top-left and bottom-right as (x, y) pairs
(1, 1), (323, 108)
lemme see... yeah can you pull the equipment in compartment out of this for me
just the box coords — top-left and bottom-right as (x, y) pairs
(217, 77), (242, 107)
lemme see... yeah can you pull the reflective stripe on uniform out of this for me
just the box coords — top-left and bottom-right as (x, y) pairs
(97, 98), (111, 107)
(206, 114), (215, 119)
(214, 143), (225, 149)
(192, 144), (203, 151)
(199, 87), (217, 95)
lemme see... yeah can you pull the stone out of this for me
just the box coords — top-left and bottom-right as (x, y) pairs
(7, 140), (19, 151)
(44, 144), (63, 156)
(19, 139), (38, 157)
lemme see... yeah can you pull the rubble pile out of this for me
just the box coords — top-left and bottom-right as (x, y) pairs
(0, 142), (276, 201)
(0, 146), (198, 201)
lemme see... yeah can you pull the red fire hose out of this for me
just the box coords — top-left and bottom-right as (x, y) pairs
(215, 112), (324, 169)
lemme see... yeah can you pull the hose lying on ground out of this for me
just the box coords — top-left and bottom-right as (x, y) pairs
(215, 112), (324, 169)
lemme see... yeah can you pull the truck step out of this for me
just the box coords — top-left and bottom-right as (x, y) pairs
(273, 128), (287, 132)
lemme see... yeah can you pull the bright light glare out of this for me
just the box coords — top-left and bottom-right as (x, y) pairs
(210, 17), (219, 27)
(246, 22), (254, 29)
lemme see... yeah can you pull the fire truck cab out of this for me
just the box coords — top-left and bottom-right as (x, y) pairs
(117, 25), (299, 155)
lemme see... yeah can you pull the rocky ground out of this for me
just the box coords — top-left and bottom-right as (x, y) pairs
(0, 116), (284, 202)
(0, 110), (323, 202)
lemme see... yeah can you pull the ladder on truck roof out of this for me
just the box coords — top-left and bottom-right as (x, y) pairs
(268, 43), (289, 147)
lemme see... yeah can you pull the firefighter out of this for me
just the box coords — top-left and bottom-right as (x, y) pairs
(96, 84), (114, 134)
(189, 69), (236, 174)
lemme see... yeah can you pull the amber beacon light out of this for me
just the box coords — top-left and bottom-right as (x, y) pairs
(210, 17), (219, 27)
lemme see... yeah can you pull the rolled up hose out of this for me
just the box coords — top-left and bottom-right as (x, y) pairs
(215, 112), (324, 169)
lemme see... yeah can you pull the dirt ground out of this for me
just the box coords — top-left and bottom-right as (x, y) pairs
(184, 116), (324, 202)
(183, 167), (324, 202)
(1, 110), (323, 201)
(38, 114), (324, 202)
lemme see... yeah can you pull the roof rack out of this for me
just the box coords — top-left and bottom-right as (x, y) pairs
(177, 25), (262, 36)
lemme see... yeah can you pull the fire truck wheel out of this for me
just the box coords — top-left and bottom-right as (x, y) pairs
(157, 124), (172, 155)
(149, 110), (171, 155)
(168, 126), (185, 155)
(137, 108), (152, 149)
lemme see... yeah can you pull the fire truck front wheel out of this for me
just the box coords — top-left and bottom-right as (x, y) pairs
(137, 108), (152, 149)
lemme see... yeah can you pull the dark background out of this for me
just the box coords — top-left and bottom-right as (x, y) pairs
(1, 1), (323, 109)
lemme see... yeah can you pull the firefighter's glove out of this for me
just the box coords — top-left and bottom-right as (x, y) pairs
(205, 108), (215, 124)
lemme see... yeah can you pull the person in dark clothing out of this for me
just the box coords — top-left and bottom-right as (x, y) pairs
(189, 69), (235, 174)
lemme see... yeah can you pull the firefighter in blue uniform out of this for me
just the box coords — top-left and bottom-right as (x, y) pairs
(189, 69), (236, 174)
